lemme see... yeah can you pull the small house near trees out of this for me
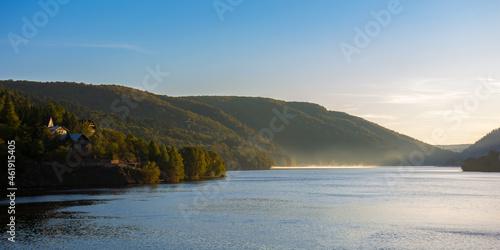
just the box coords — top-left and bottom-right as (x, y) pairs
(42, 116), (69, 136)
(61, 133), (91, 152)
(49, 126), (69, 136)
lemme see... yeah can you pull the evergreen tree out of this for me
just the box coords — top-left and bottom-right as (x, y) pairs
(157, 146), (170, 170)
(148, 140), (161, 163)
(0, 95), (21, 129)
(133, 138), (150, 162)
(0, 95), (4, 112)
(43, 103), (65, 125)
(27, 106), (43, 139)
(68, 113), (78, 132)
(166, 146), (185, 182)
(61, 111), (79, 131)
(62, 111), (71, 129)
(180, 147), (207, 180)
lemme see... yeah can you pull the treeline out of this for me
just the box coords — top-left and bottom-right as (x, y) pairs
(0, 88), (226, 187)
(90, 131), (226, 182)
(0, 89), (89, 163)
(461, 151), (500, 172)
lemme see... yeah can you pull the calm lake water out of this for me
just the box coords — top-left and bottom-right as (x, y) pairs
(2, 167), (500, 249)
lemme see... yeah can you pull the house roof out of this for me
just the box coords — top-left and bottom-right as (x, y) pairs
(60, 134), (90, 142)
(49, 126), (69, 131)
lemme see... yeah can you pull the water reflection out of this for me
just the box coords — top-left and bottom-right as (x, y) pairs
(0, 199), (123, 246)
(0, 168), (499, 249)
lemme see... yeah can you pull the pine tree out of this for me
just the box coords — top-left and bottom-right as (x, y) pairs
(180, 147), (207, 180)
(0, 94), (4, 112)
(157, 146), (170, 170)
(62, 111), (78, 132)
(68, 113), (78, 132)
(27, 106), (43, 139)
(166, 146), (185, 182)
(0, 95), (21, 129)
(62, 111), (71, 128)
(148, 140), (161, 163)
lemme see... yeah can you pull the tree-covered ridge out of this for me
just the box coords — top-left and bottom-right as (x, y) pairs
(0, 80), (278, 170)
(185, 96), (454, 165)
(1, 80), (455, 167)
(459, 128), (500, 159)
(0, 87), (226, 188)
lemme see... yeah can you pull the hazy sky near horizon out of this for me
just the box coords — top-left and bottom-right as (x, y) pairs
(1, 0), (500, 144)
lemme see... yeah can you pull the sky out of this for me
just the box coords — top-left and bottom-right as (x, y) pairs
(1, 0), (500, 145)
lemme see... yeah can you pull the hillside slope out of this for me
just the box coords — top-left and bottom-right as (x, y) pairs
(460, 128), (500, 159)
(185, 96), (454, 165)
(0, 80), (287, 169)
(1, 80), (454, 167)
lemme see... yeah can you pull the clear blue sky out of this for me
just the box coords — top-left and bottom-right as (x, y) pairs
(1, 0), (500, 144)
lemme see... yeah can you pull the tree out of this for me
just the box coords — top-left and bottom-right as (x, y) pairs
(79, 121), (94, 138)
(129, 136), (149, 161)
(26, 106), (43, 139)
(207, 151), (226, 177)
(0, 95), (4, 112)
(141, 161), (160, 184)
(105, 142), (120, 159)
(27, 139), (44, 160)
(43, 103), (65, 125)
(157, 146), (170, 169)
(181, 147), (207, 180)
(165, 146), (185, 182)
(0, 95), (21, 130)
(62, 111), (78, 132)
(462, 151), (500, 172)
(148, 140), (161, 163)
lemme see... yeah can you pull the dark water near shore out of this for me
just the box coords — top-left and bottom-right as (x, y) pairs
(2, 167), (500, 249)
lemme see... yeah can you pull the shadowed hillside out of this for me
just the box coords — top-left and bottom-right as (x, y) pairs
(185, 96), (454, 165)
(459, 128), (500, 159)
(1, 80), (454, 167)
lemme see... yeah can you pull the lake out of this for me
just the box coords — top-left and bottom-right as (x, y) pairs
(2, 167), (500, 249)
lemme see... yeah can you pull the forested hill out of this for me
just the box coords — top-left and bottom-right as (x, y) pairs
(459, 128), (500, 159)
(1, 80), (454, 167)
(184, 96), (454, 165)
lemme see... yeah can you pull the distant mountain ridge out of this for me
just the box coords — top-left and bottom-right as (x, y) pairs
(184, 96), (456, 165)
(434, 144), (471, 153)
(0, 80), (455, 168)
(459, 128), (500, 159)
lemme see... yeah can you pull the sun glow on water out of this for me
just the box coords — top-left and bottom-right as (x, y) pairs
(272, 166), (379, 169)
